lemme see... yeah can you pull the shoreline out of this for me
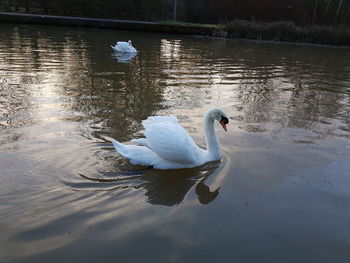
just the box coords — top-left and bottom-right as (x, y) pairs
(0, 12), (214, 35)
(0, 12), (349, 47)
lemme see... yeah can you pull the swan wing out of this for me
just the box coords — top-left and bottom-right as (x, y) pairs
(111, 45), (119, 52)
(115, 41), (137, 53)
(117, 41), (129, 48)
(116, 42), (130, 52)
(141, 116), (201, 164)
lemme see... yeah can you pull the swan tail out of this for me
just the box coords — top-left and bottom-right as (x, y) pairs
(111, 139), (127, 155)
(112, 139), (158, 167)
(111, 45), (120, 52)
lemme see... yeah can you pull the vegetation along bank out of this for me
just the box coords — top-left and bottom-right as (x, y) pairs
(1, 0), (350, 46)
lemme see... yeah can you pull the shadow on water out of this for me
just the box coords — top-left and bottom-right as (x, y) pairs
(62, 160), (222, 206)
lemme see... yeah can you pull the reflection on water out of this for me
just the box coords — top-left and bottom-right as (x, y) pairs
(111, 51), (137, 63)
(0, 23), (350, 263)
(64, 160), (221, 206)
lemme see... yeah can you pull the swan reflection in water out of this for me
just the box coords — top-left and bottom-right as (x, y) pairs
(111, 52), (137, 63)
(68, 161), (222, 206)
(140, 162), (221, 206)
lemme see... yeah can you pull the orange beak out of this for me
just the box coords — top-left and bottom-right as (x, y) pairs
(220, 120), (227, 132)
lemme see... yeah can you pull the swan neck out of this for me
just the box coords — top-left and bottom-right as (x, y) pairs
(204, 112), (220, 159)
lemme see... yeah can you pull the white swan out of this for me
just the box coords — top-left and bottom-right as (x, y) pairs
(112, 107), (229, 170)
(111, 40), (137, 53)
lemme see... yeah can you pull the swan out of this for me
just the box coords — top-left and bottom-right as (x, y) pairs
(111, 40), (137, 53)
(112, 107), (229, 170)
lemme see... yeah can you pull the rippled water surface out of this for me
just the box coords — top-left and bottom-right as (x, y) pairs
(1, 23), (350, 263)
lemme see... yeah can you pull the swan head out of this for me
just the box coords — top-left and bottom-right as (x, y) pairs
(207, 107), (229, 132)
(128, 40), (132, 46)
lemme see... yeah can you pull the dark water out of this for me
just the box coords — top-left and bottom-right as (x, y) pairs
(1, 23), (350, 263)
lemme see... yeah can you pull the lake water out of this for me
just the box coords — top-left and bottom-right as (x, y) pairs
(1, 23), (350, 263)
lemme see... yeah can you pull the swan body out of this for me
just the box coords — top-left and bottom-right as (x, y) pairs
(111, 40), (137, 53)
(112, 107), (229, 170)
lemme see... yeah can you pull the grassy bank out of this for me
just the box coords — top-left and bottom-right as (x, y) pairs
(161, 20), (350, 46)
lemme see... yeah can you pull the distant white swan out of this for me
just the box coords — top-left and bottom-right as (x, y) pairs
(112, 107), (229, 169)
(111, 40), (137, 53)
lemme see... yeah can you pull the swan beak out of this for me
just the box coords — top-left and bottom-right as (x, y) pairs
(220, 120), (227, 132)
(220, 116), (229, 132)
